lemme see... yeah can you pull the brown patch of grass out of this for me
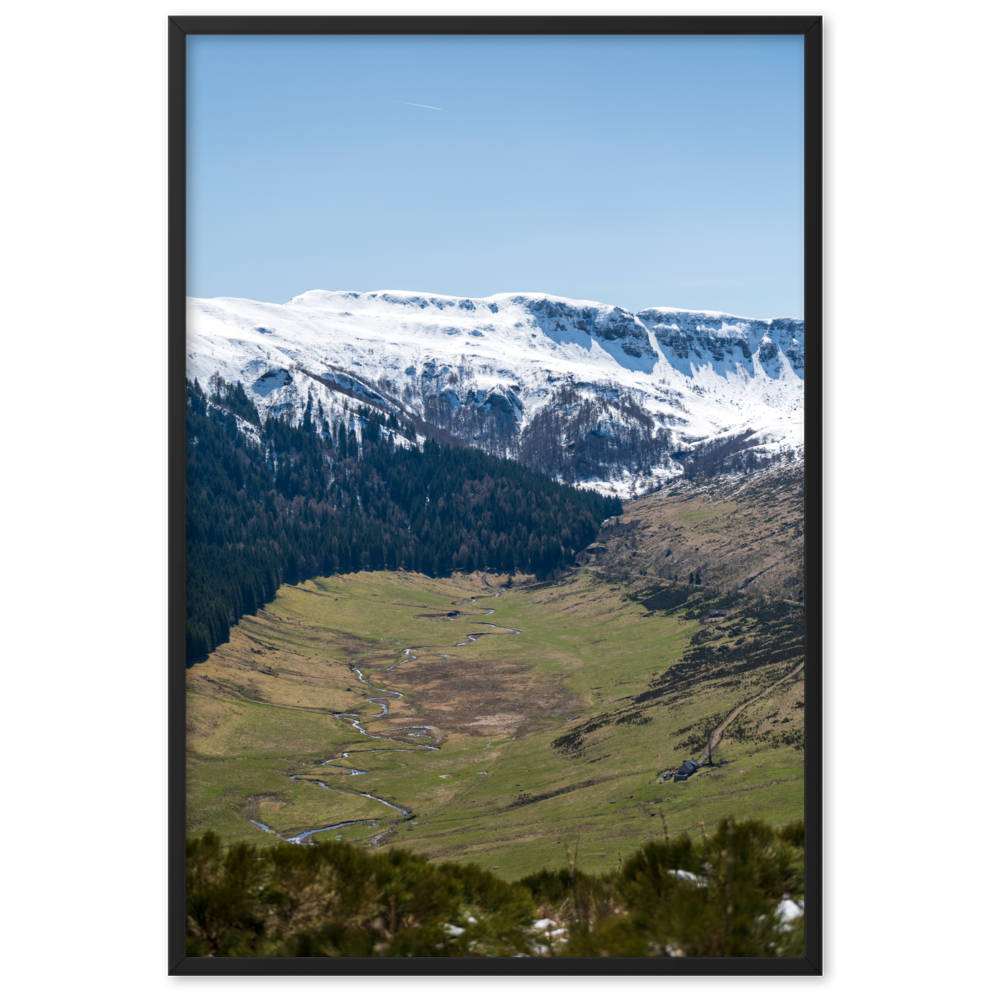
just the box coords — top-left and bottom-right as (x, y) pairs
(393, 655), (579, 740)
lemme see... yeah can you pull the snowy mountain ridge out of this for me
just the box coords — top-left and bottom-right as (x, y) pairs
(187, 289), (805, 493)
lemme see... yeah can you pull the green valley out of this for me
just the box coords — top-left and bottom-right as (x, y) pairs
(187, 562), (805, 880)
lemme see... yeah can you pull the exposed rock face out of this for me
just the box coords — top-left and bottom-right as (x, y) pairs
(638, 309), (804, 381)
(511, 296), (659, 368)
(638, 309), (805, 377)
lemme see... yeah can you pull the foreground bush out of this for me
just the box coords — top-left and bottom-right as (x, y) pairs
(186, 833), (536, 957)
(557, 818), (806, 957)
(187, 818), (805, 958)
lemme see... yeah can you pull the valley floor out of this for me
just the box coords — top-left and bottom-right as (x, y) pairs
(187, 566), (805, 879)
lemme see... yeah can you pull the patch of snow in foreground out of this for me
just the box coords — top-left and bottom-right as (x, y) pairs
(775, 896), (804, 929)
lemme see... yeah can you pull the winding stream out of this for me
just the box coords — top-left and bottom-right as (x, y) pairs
(250, 594), (520, 845)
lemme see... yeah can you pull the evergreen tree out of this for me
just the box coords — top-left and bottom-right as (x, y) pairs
(185, 378), (621, 664)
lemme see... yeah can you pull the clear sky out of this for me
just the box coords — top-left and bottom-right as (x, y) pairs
(188, 34), (803, 318)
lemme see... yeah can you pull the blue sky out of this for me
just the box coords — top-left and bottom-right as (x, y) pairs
(188, 34), (803, 318)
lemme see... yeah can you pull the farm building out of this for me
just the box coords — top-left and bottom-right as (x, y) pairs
(678, 759), (699, 776)
(663, 759), (700, 783)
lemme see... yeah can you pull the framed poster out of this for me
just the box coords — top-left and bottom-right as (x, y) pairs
(169, 15), (822, 975)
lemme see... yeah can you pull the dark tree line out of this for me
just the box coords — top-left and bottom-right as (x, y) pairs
(186, 378), (621, 664)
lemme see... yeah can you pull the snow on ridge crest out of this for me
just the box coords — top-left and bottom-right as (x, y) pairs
(639, 305), (802, 324)
(187, 288), (805, 493)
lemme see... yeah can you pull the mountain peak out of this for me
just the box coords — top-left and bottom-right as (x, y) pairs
(188, 289), (804, 493)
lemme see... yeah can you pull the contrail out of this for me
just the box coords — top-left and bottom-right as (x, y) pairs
(393, 100), (442, 111)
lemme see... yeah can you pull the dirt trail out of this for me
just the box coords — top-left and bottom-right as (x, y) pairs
(696, 658), (805, 765)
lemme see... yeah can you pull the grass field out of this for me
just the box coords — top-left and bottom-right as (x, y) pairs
(187, 560), (805, 879)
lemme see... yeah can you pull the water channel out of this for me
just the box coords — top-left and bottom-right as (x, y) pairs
(248, 594), (520, 845)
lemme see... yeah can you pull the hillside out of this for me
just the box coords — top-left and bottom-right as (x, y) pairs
(583, 462), (805, 602)
(187, 289), (805, 491)
(186, 376), (619, 662)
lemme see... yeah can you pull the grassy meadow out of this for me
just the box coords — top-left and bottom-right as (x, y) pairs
(187, 559), (805, 879)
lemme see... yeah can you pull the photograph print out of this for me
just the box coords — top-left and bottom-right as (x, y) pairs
(175, 17), (820, 971)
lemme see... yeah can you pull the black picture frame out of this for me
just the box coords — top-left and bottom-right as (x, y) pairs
(168, 14), (822, 976)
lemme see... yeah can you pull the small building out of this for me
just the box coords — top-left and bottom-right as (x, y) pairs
(661, 758), (702, 782)
(674, 759), (699, 782)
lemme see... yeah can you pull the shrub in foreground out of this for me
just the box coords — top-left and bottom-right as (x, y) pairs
(187, 818), (805, 958)
(560, 818), (806, 957)
(186, 832), (536, 957)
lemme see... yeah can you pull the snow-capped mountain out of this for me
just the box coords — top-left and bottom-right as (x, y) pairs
(187, 289), (805, 493)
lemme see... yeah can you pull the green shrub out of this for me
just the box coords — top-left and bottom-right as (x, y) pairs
(187, 818), (806, 958)
(186, 832), (535, 957)
(562, 817), (805, 957)
(515, 866), (576, 908)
